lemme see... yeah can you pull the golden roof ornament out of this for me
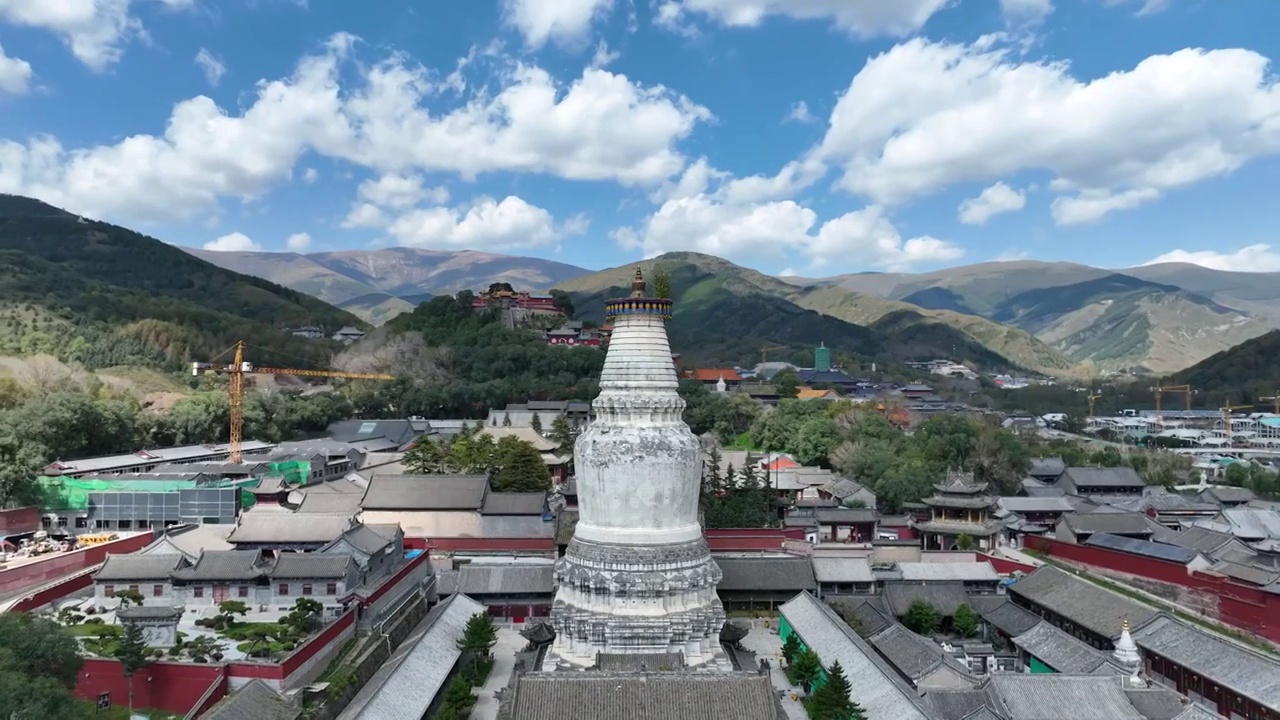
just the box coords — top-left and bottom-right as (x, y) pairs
(629, 268), (647, 297)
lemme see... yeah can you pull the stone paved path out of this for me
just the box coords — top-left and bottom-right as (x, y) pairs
(738, 618), (808, 720)
(470, 626), (525, 720)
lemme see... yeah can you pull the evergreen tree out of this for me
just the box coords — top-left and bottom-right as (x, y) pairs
(952, 604), (979, 638)
(491, 436), (552, 492)
(502, 412), (512, 426)
(792, 648), (822, 694)
(808, 661), (864, 720)
(781, 632), (801, 665)
(903, 599), (941, 636)
(115, 621), (151, 716)
(530, 412), (543, 434)
(457, 612), (498, 671)
(705, 446), (724, 494)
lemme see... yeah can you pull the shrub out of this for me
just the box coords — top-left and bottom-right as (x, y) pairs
(84, 617), (104, 625)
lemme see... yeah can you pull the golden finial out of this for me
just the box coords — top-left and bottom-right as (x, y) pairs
(629, 267), (647, 297)
(1122, 619), (1130, 632)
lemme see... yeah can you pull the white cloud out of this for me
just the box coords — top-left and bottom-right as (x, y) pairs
(341, 203), (387, 229)
(356, 173), (448, 209)
(0, 33), (711, 226)
(194, 48), (226, 86)
(814, 37), (1280, 224)
(503, 0), (614, 49)
(203, 232), (261, 252)
(384, 196), (588, 251)
(285, 232), (311, 251)
(590, 40), (620, 68)
(301, 167), (318, 183)
(1144, 244), (1280, 273)
(0, 43), (32, 95)
(784, 101), (815, 124)
(958, 182), (1026, 224)
(657, 0), (949, 38)
(1104, 0), (1173, 16)
(999, 0), (1053, 25)
(0, 0), (191, 71)
(618, 159), (959, 271)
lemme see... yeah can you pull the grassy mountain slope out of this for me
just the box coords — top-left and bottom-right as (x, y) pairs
(335, 293), (416, 326)
(188, 246), (589, 324)
(556, 253), (1035, 371)
(0, 194), (360, 369)
(1173, 329), (1280, 401)
(989, 273), (1268, 373)
(1124, 262), (1280, 325)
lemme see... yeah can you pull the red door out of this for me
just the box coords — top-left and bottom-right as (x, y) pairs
(213, 584), (230, 603)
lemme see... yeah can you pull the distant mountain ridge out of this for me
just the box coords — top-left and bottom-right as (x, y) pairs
(190, 240), (1280, 375)
(185, 247), (590, 325)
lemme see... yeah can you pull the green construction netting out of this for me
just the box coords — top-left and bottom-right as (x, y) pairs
(38, 459), (313, 511)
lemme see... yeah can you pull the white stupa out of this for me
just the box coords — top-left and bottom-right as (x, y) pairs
(1114, 618), (1143, 682)
(546, 269), (727, 668)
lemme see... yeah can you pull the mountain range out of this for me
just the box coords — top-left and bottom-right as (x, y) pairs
(191, 243), (1280, 375)
(185, 247), (588, 326)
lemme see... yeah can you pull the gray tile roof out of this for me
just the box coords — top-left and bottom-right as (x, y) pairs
(1058, 512), (1154, 537)
(1132, 614), (1280, 711)
(228, 512), (353, 545)
(339, 593), (487, 719)
(504, 672), (785, 720)
(868, 623), (964, 682)
(327, 523), (394, 556)
(173, 550), (268, 582)
(270, 553), (354, 580)
(780, 593), (930, 720)
(1061, 466), (1147, 490)
(295, 492), (363, 515)
(457, 564), (554, 595)
(202, 678), (299, 720)
(481, 491), (547, 516)
(898, 561), (999, 582)
(1172, 705), (1228, 720)
(94, 553), (187, 582)
(594, 653), (685, 672)
(986, 675), (1149, 719)
(882, 581), (969, 616)
(1198, 486), (1256, 505)
(1083, 533), (1201, 564)
(1123, 688), (1193, 720)
(811, 557), (873, 583)
(969, 597), (1041, 637)
(830, 596), (894, 637)
(117, 606), (183, 620)
(813, 508), (877, 524)
(359, 474), (488, 510)
(1029, 457), (1066, 477)
(1169, 525), (1240, 555)
(1007, 566), (1156, 640)
(997, 496), (1074, 514)
(1011, 621), (1115, 674)
(923, 688), (999, 720)
(714, 556), (816, 592)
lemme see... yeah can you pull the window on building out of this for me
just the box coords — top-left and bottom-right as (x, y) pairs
(152, 585), (163, 597)
(104, 585), (115, 596)
(41, 517), (52, 529)
(193, 586), (204, 598)
(74, 517), (88, 529)
(278, 584), (289, 596)
(238, 586), (248, 598)
(301, 583), (312, 595)
(326, 583), (337, 595)
(56, 517), (68, 528)
(128, 584), (139, 593)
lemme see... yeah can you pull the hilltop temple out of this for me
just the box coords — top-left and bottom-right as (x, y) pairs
(545, 269), (728, 668)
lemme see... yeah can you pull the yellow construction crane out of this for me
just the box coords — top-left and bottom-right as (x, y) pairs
(760, 345), (788, 364)
(193, 341), (395, 462)
(1151, 383), (1192, 425)
(1260, 393), (1280, 414)
(1220, 403), (1253, 443)
(1087, 393), (1103, 418)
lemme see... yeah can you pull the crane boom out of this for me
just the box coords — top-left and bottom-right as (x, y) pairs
(193, 340), (395, 462)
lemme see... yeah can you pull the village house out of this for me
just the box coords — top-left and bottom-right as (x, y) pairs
(685, 368), (743, 390)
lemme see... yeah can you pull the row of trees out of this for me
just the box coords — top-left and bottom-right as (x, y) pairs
(402, 425), (554, 492)
(0, 381), (356, 508)
(781, 634), (866, 720)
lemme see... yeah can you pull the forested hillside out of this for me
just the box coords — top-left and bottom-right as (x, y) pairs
(0, 195), (363, 370)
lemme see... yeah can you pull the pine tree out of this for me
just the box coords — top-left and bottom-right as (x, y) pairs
(952, 604), (979, 638)
(781, 632), (801, 665)
(705, 446), (724, 494)
(530, 412), (543, 434)
(808, 660), (864, 720)
(115, 621), (151, 716)
(502, 412), (512, 426)
(792, 648), (822, 694)
(491, 437), (552, 492)
(456, 612), (498, 660)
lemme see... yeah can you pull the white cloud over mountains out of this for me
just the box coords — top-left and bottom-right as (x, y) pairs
(1145, 244), (1280, 273)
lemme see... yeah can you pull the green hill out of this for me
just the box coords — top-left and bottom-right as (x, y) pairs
(0, 194), (363, 370)
(1172, 330), (1280, 405)
(557, 253), (1035, 372)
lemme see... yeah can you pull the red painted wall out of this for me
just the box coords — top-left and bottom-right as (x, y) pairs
(75, 659), (224, 716)
(363, 554), (428, 605)
(977, 552), (1037, 575)
(0, 532), (154, 597)
(0, 506), (39, 536)
(281, 610), (355, 678)
(8, 570), (94, 612)
(1024, 535), (1280, 644)
(411, 537), (556, 552)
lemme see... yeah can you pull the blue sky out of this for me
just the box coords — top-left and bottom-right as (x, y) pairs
(1, 0), (1279, 276)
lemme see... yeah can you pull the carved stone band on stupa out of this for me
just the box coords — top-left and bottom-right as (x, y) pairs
(546, 268), (726, 669)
